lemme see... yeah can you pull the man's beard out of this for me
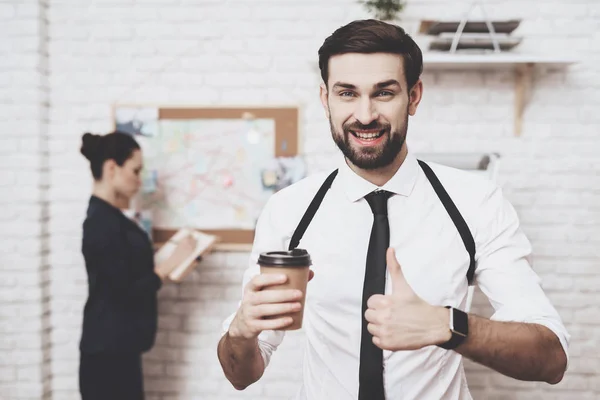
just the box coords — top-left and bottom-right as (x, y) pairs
(330, 116), (407, 170)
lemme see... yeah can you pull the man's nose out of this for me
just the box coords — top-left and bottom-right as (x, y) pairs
(353, 98), (378, 126)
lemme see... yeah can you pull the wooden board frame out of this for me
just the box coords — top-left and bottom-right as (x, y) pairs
(113, 105), (299, 247)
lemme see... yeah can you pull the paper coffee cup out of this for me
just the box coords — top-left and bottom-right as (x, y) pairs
(258, 249), (312, 330)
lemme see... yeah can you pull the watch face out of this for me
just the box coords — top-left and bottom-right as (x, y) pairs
(439, 307), (468, 350)
(452, 308), (468, 337)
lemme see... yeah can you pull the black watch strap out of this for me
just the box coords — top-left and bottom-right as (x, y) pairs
(438, 306), (468, 350)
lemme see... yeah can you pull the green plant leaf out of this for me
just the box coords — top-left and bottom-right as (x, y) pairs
(360, 0), (405, 21)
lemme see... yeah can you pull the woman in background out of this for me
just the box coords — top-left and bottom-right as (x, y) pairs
(78, 131), (196, 400)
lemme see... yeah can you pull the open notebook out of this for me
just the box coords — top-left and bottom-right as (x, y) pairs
(154, 228), (219, 282)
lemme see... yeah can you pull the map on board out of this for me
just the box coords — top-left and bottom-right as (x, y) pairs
(137, 118), (277, 230)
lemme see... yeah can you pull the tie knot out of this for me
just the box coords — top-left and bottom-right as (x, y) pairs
(365, 190), (393, 215)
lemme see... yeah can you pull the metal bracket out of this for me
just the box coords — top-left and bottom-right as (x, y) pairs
(450, 0), (501, 54)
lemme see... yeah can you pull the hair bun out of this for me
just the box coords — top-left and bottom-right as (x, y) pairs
(80, 132), (103, 161)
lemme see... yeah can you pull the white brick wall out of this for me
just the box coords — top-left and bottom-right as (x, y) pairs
(2, 0), (599, 399)
(0, 1), (51, 399)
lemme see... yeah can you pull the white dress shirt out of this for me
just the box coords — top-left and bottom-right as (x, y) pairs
(222, 152), (570, 400)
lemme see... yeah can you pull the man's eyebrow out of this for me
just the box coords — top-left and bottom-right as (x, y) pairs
(375, 79), (401, 89)
(331, 82), (356, 90)
(331, 80), (402, 91)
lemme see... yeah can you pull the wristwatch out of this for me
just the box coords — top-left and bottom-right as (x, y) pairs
(438, 306), (468, 350)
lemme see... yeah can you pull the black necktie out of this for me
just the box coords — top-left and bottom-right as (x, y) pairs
(359, 190), (393, 400)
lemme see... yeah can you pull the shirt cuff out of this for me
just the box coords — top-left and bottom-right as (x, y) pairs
(221, 313), (285, 369)
(257, 339), (277, 368)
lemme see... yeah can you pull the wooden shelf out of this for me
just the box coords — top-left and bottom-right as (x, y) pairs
(154, 242), (252, 253)
(423, 53), (576, 70)
(212, 243), (253, 252)
(421, 52), (577, 136)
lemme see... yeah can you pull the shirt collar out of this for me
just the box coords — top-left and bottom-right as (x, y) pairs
(337, 151), (419, 203)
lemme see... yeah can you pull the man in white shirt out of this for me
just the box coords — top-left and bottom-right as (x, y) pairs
(217, 19), (569, 400)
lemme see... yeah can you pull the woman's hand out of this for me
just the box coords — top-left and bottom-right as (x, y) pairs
(155, 235), (197, 281)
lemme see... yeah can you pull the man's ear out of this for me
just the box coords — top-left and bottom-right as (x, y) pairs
(408, 79), (423, 116)
(319, 83), (330, 119)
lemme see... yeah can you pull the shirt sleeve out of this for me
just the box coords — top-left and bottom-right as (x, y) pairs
(221, 196), (287, 368)
(83, 216), (162, 301)
(473, 184), (570, 366)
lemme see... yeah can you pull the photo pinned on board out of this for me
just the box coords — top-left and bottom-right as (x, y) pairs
(261, 156), (307, 193)
(114, 106), (159, 137)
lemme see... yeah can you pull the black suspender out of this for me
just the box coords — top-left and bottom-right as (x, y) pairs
(288, 161), (476, 286)
(417, 160), (476, 285)
(288, 169), (339, 251)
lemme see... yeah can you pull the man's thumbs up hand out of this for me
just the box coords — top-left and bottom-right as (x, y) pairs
(365, 248), (452, 351)
(387, 248), (415, 298)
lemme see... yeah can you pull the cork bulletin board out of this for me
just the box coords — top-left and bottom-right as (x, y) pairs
(113, 105), (301, 247)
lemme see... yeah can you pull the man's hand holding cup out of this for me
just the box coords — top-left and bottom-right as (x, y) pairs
(229, 249), (314, 340)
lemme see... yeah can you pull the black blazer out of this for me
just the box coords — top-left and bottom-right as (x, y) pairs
(80, 195), (162, 354)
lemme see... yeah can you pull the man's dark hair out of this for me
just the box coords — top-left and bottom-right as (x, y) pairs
(318, 19), (423, 90)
